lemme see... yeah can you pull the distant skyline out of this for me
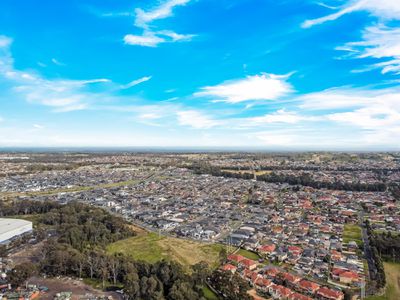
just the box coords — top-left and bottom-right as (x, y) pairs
(0, 0), (399, 150)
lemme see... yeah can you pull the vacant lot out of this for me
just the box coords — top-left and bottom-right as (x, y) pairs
(343, 224), (363, 247)
(237, 248), (261, 260)
(366, 262), (400, 300)
(27, 276), (121, 300)
(107, 232), (225, 270)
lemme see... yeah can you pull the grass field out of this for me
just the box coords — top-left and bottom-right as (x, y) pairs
(237, 248), (261, 260)
(107, 232), (225, 270)
(343, 224), (363, 247)
(202, 286), (219, 300)
(366, 262), (400, 300)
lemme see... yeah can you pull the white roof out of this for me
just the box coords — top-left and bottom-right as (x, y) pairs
(0, 218), (32, 235)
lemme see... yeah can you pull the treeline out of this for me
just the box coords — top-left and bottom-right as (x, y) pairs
(0, 199), (61, 216)
(370, 231), (400, 262)
(37, 201), (133, 251)
(26, 163), (83, 172)
(365, 221), (386, 291)
(5, 200), (221, 299)
(209, 270), (251, 300)
(191, 164), (387, 192)
(39, 242), (207, 300)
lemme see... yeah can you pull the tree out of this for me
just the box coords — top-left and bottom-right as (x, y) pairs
(8, 263), (37, 288)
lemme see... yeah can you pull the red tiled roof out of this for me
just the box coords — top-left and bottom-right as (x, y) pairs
(340, 271), (359, 280)
(299, 280), (320, 292)
(275, 285), (293, 297)
(288, 245), (302, 252)
(254, 277), (272, 288)
(265, 267), (280, 277)
(259, 244), (276, 253)
(289, 292), (313, 300)
(317, 287), (344, 300)
(228, 254), (245, 263)
(221, 264), (237, 271)
(241, 258), (257, 268)
(282, 272), (301, 284)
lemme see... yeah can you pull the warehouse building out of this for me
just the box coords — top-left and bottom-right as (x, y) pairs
(0, 218), (33, 244)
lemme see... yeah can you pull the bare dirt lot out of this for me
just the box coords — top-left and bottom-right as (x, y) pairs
(27, 276), (122, 300)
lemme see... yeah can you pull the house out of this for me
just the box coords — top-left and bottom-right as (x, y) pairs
(289, 293), (313, 300)
(254, 277), (272, 292)
(269, 284), (293, 299)
(332, 268), (359, 284)
(221, 264), (237, 274)
(265, 267), (280, 279)
(240, 258), (258, 270)
(259, 243), (276, 253)
(316, 287), (344, 300)
(298, 279), (320, 295)
(281, 272), (302, 287)
(227, 254), (245, 264)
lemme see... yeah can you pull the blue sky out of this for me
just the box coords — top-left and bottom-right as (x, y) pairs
(0, 0), (399, 149)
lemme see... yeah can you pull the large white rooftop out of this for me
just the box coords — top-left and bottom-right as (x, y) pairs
(0, 218), (32, 235)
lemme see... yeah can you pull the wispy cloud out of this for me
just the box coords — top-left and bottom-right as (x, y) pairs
(121, 76), (152, 89)
(124, 0), (195, 47)
(134, 0), (191, 29)
(0, 36), (110, 112)
(302, 0), (400, 28)
(51, 58), (65, 66)
(195, 73), (293, 103)
(337, 24), (400, 74)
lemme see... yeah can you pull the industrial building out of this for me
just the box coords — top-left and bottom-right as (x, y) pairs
(0, 218), (33, 244)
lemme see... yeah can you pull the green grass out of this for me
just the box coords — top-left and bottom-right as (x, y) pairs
(237, 248), (260, 260)
(343, 224), (363, 247)
(107, 232), (224, 270)
(366, 262), (400, 300)
(202, 286), (219, 300)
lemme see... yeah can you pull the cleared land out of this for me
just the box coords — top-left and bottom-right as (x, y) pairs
(107, 232), (225, 270)
(27, 276), (122, 300)
(237, 248), (261, 260)
(366, 262), (400, 300)
(343, 224), (363, 247)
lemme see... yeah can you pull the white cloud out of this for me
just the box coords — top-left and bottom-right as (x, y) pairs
(177, 110), (220, 129)
(0, 36), (12, 48)
(298, 86), (400, 110)
(337, 25), (400, 74)
(0, 36), (110, 112)
(33, 124), (44, 129)
(243, 109), (316, 125)
(157, 30), (194, 42)
(51, 58), (65, 66)
(196, 73), (293, 103)
(302, 0), (400, 28)
(123, 30), (194, 47)
(135, 0), (191, 29)
(124, 33), (165, 47)
(121, 76), (152, 89)
(125, 0), (194, 47)
(328, 105), (400, 129)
